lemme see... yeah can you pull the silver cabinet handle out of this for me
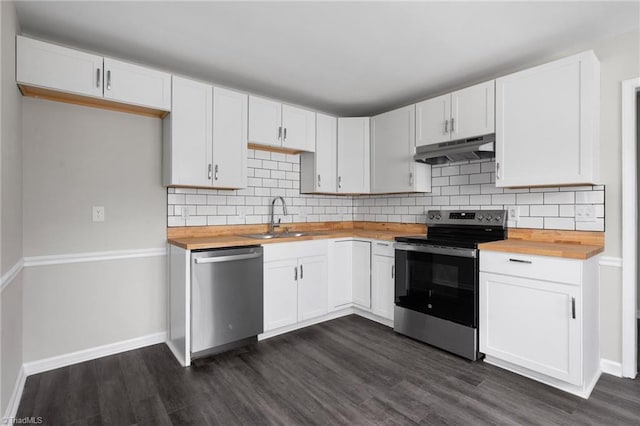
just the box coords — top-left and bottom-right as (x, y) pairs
(317, 174), (321, 187)
(391, 265), (395, 279)
(451, 117), (455, 132)
(278, 126), (282, 141)
(214, 164), (219, 180)
(96, 68), (101, 88)
(106, 70), (111, 91)
(496, 162), (500, 180)
(444, 119), (449, 134)
(283, 127), (287, 141)
(409, 172), (414, 187)
(338, 176), (342, 189)
(208, 164), (212, 180)
(300, 264), (303, 279)
(571, 297), (576, 319)
(294, 266), (298, 281)
(509, 258), (532, 264)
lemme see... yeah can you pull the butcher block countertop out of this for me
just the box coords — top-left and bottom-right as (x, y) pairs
(478, 229), (605, 260)
(167, 221), (426, 250)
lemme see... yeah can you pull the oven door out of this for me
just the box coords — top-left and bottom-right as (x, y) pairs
(394, 243), (478, 327)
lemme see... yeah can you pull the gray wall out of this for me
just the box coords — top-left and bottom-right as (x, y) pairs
(0, 1), (23, 415)
(21, 98), (167, 362)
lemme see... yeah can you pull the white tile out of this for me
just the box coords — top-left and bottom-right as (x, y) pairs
(544, 192), (575, 204)
(262, 179), (278, 188)
(167, 216), (185, 227)
(576, 191), (605, 204)
(460, 164), (481, 175)
(167, 194), (186, 205)
(450, 175), (469, 185)
(469, 195), (492, 205)
(226, 195), (245, 205)
(248, 177), (262, 187)
(576, 219), (605, 231)
(207, 215), (227, 225)
(207, 195), (226, 205)
(218, 205), (236, 215)
(254, 169), (270, 178)
(248, 158), (262, 168)
(270, 170), (286, 179)
(271, 152), (287, 162)
(262, 160), (278, 170)
(469, 173), (491, 184)
(254, 150), (271, 160)
(186, 216), (207, 226)
(516, 193), (543, 205)
(441, 165), (460, 176)
(460, 185), (480, 195)
(196, 205), (217, 216)
(278, 162), (293, 172)
(559, 205), (575, 217)
(481, 184), (503, 194)
(481, 162), (495, 173)
(491, 194), (516, 205)
(530, 205), (559, 217)
(432, 196), (450, 205)
(432, 176), (449, 187)
(516, 217), (544, 229)
(431, 168), (442, 177)
(174, 187), (197, 194)
(544, 217), (575, 230)
(442, 186), (460, 196)
(450, 196), (470, 205)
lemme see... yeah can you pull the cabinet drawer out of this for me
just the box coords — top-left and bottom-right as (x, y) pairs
(480, 251), (581, 285)
(372, 241), (394, 257)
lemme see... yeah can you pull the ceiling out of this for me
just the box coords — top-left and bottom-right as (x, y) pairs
(15, 1), (640, 116)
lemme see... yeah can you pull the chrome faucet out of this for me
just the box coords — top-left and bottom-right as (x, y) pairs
(269, 196), (288, 233)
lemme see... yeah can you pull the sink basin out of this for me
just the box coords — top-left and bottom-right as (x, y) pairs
(240, 231), (319, 239)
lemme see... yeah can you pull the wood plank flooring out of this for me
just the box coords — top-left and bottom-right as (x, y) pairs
(16, 315), (640, 425)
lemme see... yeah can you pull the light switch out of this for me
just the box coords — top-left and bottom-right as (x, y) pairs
(92, 206), (105, 222)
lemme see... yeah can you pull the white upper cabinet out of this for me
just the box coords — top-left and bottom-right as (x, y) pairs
(416, 93), (451, 146)
(371, 105), (431, 193)
(248, 96), (282, 147)
(282, 104), (316, 152)
(300, 113), (337, 194)
(16, 35), (103, 98)
(248, 96), (315, 152)
(103, 57), (171, 110)
(416, 80), (495, 148)
(163, 76), (212, 187)
(16, 35), (171, 113)
(450, 81), (495, 141)
(163, 76), (247, 189)
(212, 87), (248, 189)
(495, 51), (600, 187)
(337, 117), (370, 194)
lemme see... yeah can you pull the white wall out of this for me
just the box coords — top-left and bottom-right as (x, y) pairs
(0, 0), (23, 416)
(21, 98), (166, 362)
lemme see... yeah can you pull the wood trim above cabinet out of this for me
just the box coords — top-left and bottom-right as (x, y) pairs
(19, 84), (169, 118)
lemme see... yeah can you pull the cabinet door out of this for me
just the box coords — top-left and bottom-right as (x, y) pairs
(282, 104), (316, 152)
(248, 96), (282, 147)
(298, 255), (329, 321)
(264, 259), (299, 331)
(16, 35), (103, 98)
(416, 93), (451, 147)
(371, 105), (415, 193)
(212, 87), (248, 189)
(450, 80), (495, 141)
(103, 58), (171, 110)
(315, 113), (337, 192)
(352, 241), (372, 309)
(372, 255), (395, 321)
(337, 117), (370, 194)
(480, 272), (581, 385)
(328, 241), (353, 310)
(495, 52), (599, 187)
(165, 76), (212, 187)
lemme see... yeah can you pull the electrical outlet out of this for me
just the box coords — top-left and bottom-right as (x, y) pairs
(92, 206), (105, 222)
(180, 207), (189, 221)
(575, 205), (596, 222)
(507, 206), (519, 221)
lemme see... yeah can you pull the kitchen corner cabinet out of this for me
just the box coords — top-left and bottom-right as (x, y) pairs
(337, 118), (370, 194)
(495, 51), (600, 187)
(300, 113), (338, 193)
(416, 80), (495, 147)
(329, 240), (371, 309)
(479, 250), (600, 398)
(263, 241), (328, 332)
(163, 76), (247, 189)
(248, 95), (316, 152)
(371, 104), (431, 193)
(16, 35), (171, 113)
(371, 241), (395, 321)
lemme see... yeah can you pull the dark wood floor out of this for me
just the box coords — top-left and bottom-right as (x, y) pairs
(16, 315), (640, 425)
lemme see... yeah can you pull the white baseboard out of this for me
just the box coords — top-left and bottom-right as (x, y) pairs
(23, 331), (166, 376)
(600, 358), (623, 377)
(1, 259), (24, 293)
(2, 366), (26, 424)
(258, 308), (354, 341)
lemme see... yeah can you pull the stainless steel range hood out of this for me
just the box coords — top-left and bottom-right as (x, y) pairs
(414, 134), (495, 165)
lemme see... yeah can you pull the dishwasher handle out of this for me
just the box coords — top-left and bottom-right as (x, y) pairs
(194, 252), (262, 264)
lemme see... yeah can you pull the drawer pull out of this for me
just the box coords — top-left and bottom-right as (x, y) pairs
(376, 242), (389, 247)
(571, 297), (576, 319)
(509, 258), (532, 264)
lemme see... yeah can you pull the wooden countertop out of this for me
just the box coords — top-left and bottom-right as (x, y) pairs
(478, 229), (604, 260)
(167, 222), (425, 250)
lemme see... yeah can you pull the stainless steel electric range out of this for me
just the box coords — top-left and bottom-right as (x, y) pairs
(393, 209), (507, 360)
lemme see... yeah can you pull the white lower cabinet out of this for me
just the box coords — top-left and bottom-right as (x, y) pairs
(371, 242), (395, 321)
(352, 241), (372, 308)
(479, 250), (600, 398)
(263, 241), (328, 333)
(329, 240), (371, 310)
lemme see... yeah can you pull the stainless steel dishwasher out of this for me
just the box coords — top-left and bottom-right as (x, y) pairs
(191, 245), (263, 357)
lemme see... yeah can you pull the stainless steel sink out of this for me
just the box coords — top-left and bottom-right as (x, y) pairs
(240, 231), (319, 239)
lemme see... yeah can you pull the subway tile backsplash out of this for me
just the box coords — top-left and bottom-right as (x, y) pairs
(167, 150), (605, 232)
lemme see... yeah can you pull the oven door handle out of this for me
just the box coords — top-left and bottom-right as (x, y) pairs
(393, 242), (477, 259)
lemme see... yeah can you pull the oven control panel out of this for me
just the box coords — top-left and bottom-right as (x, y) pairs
(426, 210), (507, 227)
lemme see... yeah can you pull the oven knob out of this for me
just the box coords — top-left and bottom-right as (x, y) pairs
(435, 215), (441, 220)
(429, 214), (435, 220)
(485, 214), (492, 221)
(494, 216), (501, 221)
(477, 215), (483, 220)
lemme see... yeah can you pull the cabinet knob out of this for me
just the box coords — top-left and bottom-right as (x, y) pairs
(571, 297), (576, 319)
